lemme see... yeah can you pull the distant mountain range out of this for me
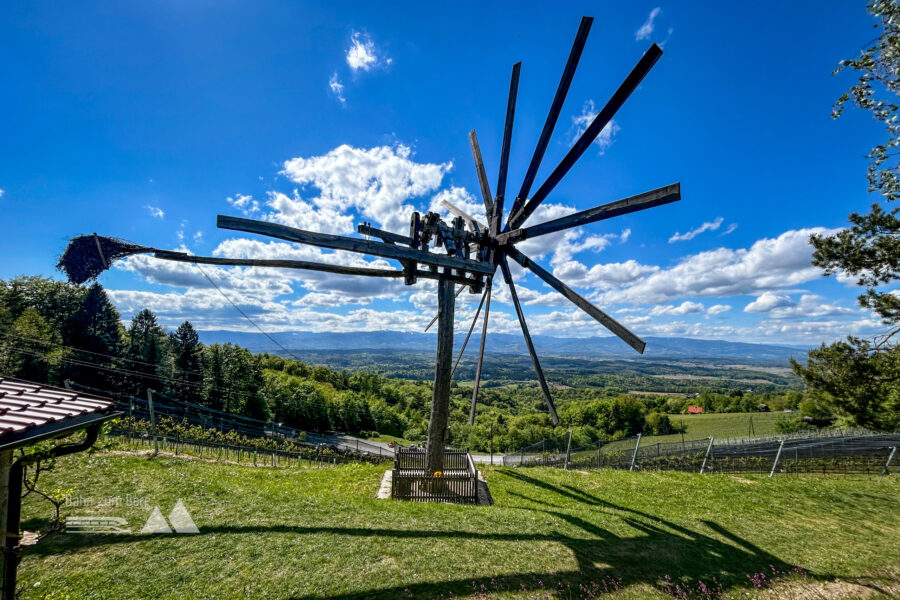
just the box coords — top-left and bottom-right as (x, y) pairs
(197, 330), (809, 363)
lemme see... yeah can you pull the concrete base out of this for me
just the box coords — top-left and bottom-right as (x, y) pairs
(375, 469), (393, 499)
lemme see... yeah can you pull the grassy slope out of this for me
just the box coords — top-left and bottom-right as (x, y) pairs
(18, 451), (898, 600)
(364, 434), (416, 446)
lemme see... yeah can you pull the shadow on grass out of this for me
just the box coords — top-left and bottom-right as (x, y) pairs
(26, 468), (829, 599)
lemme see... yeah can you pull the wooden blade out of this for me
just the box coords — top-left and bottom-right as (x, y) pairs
(499, 256), (559, 424)
(494, 62), (521, 235)
(509, 16), (592, 226)
(511, 43), (664, 229)
(425, 285), (467, 332)
(357, 224), (414, 245)
(217, 215), (495, 275)
(469, 130), (494, 221)
(451, 288), (488, 377)
(497, 183), (680, 244)
(440, 199), (487, 233)
(468, 278), (492, 425)
(505, 246), (646, 353)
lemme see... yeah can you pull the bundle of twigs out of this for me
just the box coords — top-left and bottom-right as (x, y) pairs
(56, 234), (152, 284)
(57, 233), (409, 286)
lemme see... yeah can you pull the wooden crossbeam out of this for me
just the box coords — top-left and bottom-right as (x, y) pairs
(154, 250), (484, 287)
(217, 215), (495, 276)
(497, 183), (680, 244)
(153, 250), (403, 277)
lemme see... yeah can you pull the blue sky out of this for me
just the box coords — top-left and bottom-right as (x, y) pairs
(0, 1), (887, 346)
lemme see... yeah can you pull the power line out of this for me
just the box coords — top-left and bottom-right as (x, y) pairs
(193, 263), (305, 364)
(2, 331), (208, 380)
(0, 342), (276, 407)
(1, 331), (357, 401)
(3, 265), (359, 395)
(191, 262), (357, 394)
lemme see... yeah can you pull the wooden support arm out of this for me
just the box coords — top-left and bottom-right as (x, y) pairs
(217, 215), (496, 276)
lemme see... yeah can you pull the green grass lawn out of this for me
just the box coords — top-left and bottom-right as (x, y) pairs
(643, 411), (783, 445)
(364, 433), (417, 446)
(17, 450), (898, 599)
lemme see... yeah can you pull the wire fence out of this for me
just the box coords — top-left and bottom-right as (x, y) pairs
(67, 381), (394, 462)
(502, 428), (900, 477)
(104, 428), (386, 467)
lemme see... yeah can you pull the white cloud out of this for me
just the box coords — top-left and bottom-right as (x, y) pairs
(721, 223), (738, 236)
(145, 205), (165, 219)
(554, 259), (660, 291)
(0, 189), (4, 198)
(103, 137), (861, 347)
(756, 318), (881, 341)
(744, 291), (793, 313)
(635, 7), (662, 41)
(650, 301), (705, 316)
(669, 216), (724, 242)
(551, 232), (613, 265)
(745, 292), (855, 319)
(571, 100), (620, 153)
(193, 231), (203, 245)
(594, 227), (837, 305)
(281, 144), (450, 234)
(707, 304), (732, 315)
(346, 31), (389, 71)
(623, 315), (651, 325)
(265, 190), (356, 235)
(226, 193), (260, 216)
(329, 73), (346, 104)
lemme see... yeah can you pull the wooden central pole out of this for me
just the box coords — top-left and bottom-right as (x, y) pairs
(425, 276), (455, 475)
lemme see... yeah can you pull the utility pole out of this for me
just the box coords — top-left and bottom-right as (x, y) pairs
(147, 389), (158, 455)
(490, 422), (494, 466)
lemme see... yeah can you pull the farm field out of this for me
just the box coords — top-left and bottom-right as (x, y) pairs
(17, 450), (899, 599)
(363, 433), (417, 446)
(641, 411), (783, 445)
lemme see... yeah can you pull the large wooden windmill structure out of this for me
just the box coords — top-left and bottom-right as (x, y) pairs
(59, 16), (680, 477)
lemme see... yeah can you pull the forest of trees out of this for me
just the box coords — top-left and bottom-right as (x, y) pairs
(0, 275), (858, 453)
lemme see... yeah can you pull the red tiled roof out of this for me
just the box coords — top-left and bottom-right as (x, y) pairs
(0, 377), (119, 450)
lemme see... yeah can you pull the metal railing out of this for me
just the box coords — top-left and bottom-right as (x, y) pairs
(503, 429), (900, 477)
(68, 381), (395, 462)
